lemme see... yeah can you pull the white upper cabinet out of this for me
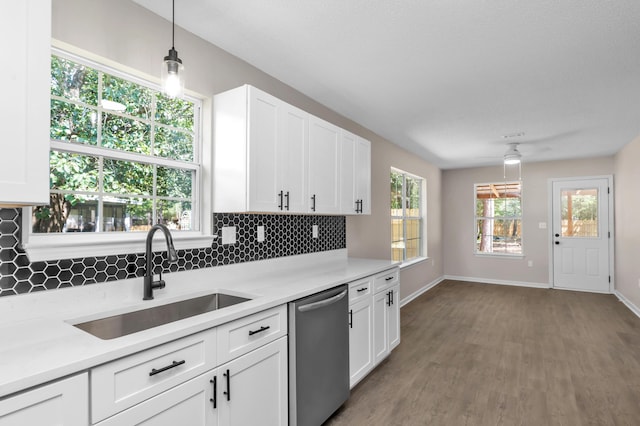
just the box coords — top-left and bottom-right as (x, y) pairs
(0, 0), (51, 206)
(308, 116), (341, 214)
(214, 84), (369, 215)
(214, 85), (308, 213)
(340, 131), (371, 215)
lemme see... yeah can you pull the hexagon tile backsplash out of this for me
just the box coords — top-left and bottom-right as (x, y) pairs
(0, 209), (345, 297)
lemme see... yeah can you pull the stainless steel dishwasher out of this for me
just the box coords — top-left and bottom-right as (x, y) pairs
(289, 284), (350, 426)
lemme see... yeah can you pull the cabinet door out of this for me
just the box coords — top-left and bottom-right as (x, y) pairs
(388, 285), (401, 351)
(349, 298), (373, 388)
(247, 87), (281, 212)
(96, 371), (217, 426)
(355, 137), (371, 215)
(218, 337), (288, 426)
(0, 373), (88, 426)
(340, 131), (357, 214)
(372, 290), (390, 365)
(308, 116), (341, 214)
(280, 104), (308, 212)
(0, 0), (50, 206)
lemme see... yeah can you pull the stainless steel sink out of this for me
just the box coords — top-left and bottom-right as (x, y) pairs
(73, 293), (252, 340)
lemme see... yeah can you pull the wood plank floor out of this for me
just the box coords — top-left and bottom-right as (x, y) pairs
(325, 280), (640, 426)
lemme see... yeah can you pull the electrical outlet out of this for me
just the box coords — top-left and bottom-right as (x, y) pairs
(312, 225), (319, 239)
(257, 226), (265, 242)
(221, 226), (236, 245)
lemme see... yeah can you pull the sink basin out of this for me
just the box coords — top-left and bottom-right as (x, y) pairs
(73, 293), (252, 340)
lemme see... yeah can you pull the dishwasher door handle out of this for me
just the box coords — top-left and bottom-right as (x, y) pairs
(297, 290), (348, 312)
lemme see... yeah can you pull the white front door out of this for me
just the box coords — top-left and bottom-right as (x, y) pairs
(552, 177), (612, 293)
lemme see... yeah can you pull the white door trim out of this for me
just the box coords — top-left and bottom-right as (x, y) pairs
(547, 175), (615, 293)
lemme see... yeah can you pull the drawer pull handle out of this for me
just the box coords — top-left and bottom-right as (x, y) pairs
(210, 376), (217, 409)
(149, 360), (185, 376)
(356, 287), (368, 293)
(385, 276), (394, 281)
(223, 369), (231, 401)
(248, 325), (271, 336)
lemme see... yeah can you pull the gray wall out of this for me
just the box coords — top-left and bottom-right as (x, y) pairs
(443, 157), (615, 285)
(614, 135), (640, 309)
(52, 0), (444, 301)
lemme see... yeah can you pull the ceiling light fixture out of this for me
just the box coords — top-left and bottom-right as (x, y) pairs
(161, 0), (184, 98)
(503, 143), (522, 165)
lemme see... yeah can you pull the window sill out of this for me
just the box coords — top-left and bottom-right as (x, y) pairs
(23, 231), (214, 262)
(474, 252), (525, 259)
(399, 256), (428, 269)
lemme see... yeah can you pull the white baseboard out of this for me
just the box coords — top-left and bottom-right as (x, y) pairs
(443, 275), (550, 289)
(400, 276), (445, 308)
(614, 290), (640, 319)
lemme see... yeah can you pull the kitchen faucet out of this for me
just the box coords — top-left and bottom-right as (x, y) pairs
(143, 224), (178, 300)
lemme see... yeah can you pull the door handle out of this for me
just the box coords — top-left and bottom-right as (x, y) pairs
(349, 309), (353, 328)
(278, 190), (283, 210)
(555, 233), (560, 237)
(285, 191), (290, 211)
(298, 290), (347, 312)
(555, 241), (560, 245)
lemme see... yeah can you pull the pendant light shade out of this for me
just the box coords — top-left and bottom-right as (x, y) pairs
(161, 0), (184, 98)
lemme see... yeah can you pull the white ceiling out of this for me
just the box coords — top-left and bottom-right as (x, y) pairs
(134, 0), (640, 169)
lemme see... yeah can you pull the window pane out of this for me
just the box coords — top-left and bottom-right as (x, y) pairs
(102, 74), (153, 119)
(156, 166), (193, 198)
(505, 198), (521, 217)
(391, 217), (404, 261)
(101, 113), (151, 154)
(475, 182), (522, 255)
(476, 219), (494, 253)
(157, 200), (192, 230)
(103, 159), (153, 196)
(155, 127), (194, 161)
(561, 189), (598, 237)
(50, 151), (99, 191)
(32, 195), (98, 233)
(390, 172), (403, 212)
(155, 94), (194, 131)
(103, 197), (153, 232)
(50, 100), (98, 144)
(50, 56), (98, 105)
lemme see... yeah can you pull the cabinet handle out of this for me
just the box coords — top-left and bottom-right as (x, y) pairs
(355, 200), (360, 213)
(248, 325), (271, 336)
(356, 287), (368, 293)
(311, 194), (316, 212)
(210, 376), (217, 409)
(285, 191), (290, 211)
(391, 290), (394, 305)
(349, 309), (353, 328)
(357, 199), (363, 213)
(223, 369), (231, 401)
(149, 360), (185, 376)
(278, 190), (283, 210)
(387, 291), (392, 307)
(385, 276), (394, 281)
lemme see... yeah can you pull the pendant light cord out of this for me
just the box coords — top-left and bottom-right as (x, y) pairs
(172, 0), (175, 49)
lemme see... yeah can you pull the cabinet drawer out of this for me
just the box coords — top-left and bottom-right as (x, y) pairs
(90, 328), (216, 423)
(217, 305), (287, 364)
(373, 268), (400, 293)
(348, 277), (372, 302)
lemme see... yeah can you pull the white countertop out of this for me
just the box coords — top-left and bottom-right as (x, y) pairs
(0, 249), (397, 398)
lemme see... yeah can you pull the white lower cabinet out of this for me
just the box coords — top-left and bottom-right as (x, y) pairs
(92, 305), (288, 426)
(373, 283), (401, 365)
(349, 297), (373, 387)
(217, 336), (288, 426)
(97, 337), (288, 426)
(0, 373), (88, 426)
(348, 267), (400, 388)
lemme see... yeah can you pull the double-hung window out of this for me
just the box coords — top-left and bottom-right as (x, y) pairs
(475, 182), (522, 255)
(391, 168), (425, 262)
(33, 50), (201, 236)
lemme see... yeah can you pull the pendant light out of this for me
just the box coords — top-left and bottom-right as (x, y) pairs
(161, 0), (184, 98)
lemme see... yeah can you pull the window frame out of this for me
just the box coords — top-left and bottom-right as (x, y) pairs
(391, 167), (427, 264)
(474, 181), (524, 257)
(23, 42), (212, 262)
